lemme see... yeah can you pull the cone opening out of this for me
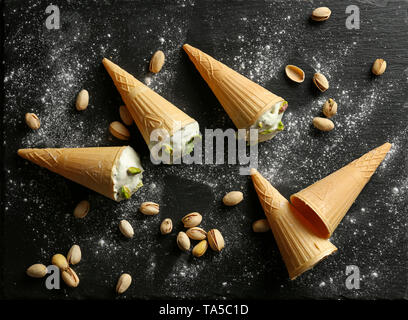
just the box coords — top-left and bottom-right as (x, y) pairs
(290, 196), (331, 239)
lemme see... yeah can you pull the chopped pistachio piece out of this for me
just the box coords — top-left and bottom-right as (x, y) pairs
(260, 129), (274, 135)
(163, 144), (173, 155)
(258, 122), (263, 128)
(121, 186), (131, 199)
(277, 121), (284, 131)
(279, 101), (288, 114)
(127, 167), (142, 175)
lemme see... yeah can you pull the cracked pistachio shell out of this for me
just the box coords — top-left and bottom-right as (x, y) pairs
(285, 65), (305, 83)
(177, 231), (191, 251)
(313, 73), (329, 92)
(181, 212), (202, 228)
(207, 229), (225, 252)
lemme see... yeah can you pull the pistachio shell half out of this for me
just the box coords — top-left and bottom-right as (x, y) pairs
(285, 65), (305, 83)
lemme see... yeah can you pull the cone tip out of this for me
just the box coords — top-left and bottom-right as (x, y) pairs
(182, 43), (192, 53)
(250, 168), (258, 175)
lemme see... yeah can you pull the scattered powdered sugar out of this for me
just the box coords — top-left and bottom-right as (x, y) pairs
(2, 0), (407, 299)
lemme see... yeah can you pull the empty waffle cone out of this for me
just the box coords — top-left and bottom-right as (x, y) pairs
(102, 58), (196, 145)
(18, 146), (126, 201)
(183, 44), (284, 129)
(290, 143), (392, 239)
(250, 169), (337, 280)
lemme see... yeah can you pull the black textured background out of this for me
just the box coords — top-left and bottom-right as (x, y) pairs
(1, 0), (407, 300)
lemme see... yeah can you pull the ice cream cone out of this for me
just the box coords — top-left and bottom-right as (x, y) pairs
(102, 58), (196, 145)
(250, 169), (337, 280)
(290, 143), (392, 239)
(18, 146), (127, 201)
(183, 44), (284, 129)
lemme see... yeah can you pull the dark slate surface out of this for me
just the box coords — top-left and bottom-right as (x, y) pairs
(1, 0), (407, 299)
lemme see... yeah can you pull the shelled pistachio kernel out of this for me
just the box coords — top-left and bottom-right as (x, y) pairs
(277, 121), (284, 131)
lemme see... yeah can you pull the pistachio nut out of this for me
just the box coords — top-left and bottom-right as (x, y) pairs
(26, 264), (48, 278)
(192, 240), (208, 258)
(73, 200), (90, 219)
(51, 254), (69, 271)
(62, 267), (80, 288)
(181, 212), (202, 228)
(149, 50), (165, 73)
(177, 231), (191, 252)
(25, 113), (41, 130)
(121, 186), (131, 200)
(186, 227), (207, 240)
(311, 7), (332, 21)
(160, 218), (173, 235)
(119, 220), (134, 239)
(207, 229), (225, 252)
(222, 191), (244, 206)
(119, 105), (133, 126)
(313, 73), (329, 92)
(116, 273), (132, 294)
(109, 121), (130, 140)
(285, 65), (305, 83)
(322, 98), (338, 118)
(127, 167), (142, 175)
(252, 219), (270, 233)
(75, 89), (89, 111)
(67, 245), (81, 265)
(372, 59), (387, 76)
(313, 117), (335, 131)
(139, 201), (160, 215)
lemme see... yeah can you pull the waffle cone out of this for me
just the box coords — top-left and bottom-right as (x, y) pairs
(183, 44), (284, 129)
(290, 143), (392, 239)
(103, 58), (196, 145)
(250, 169), (337, 280)
(18, 146), (126, 200)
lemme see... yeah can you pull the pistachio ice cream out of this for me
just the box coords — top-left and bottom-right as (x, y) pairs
(248, 100), (287, 142)
(112, 146), (144, 201)
(148, 121), (201, 164)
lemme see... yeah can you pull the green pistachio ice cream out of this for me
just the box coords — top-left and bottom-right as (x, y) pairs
(248, 100), (287, 142)
(149, 121), (201, 164)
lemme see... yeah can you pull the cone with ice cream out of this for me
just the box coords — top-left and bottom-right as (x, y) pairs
(250, 168), (337, 280)
(290, 143), (392, 239)
(102, 58), (200, 163)
(17, 146), (143, 201)
(183, 44), (287, 142)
